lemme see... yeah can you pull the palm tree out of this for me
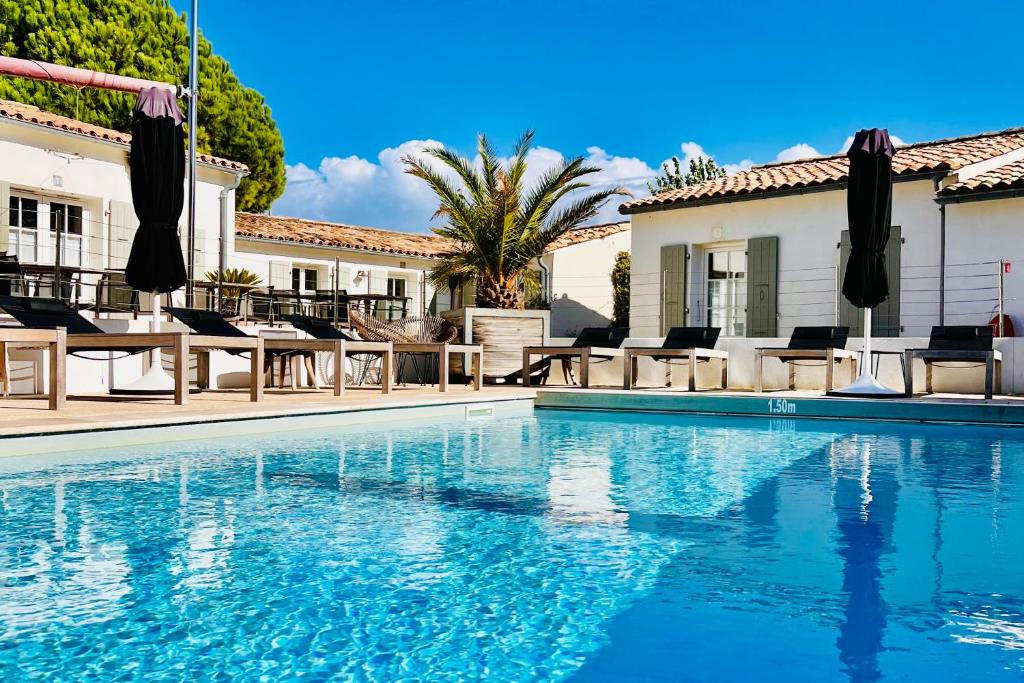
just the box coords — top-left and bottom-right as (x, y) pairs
(404, 131), (630, 309)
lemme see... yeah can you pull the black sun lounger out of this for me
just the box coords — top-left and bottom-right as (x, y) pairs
(755, 326), (858, 393)
(0, 295), (262, 404)
(522, 326), (628, 388)
(904, 326), (1001, 399)
(623, 327), (728, 391)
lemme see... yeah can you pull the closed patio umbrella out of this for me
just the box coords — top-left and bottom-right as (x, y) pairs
(830, 128), (901, 396)
(111, 87), (188, 395)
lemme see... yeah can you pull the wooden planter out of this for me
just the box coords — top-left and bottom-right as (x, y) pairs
(441, 308), (551, 382)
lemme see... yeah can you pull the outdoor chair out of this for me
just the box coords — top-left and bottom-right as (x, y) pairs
(755, 326), (857, 393)
(623, 327), (728, 391)
(166, 307), (391, 395)
(904, 326), (1001, 399)
(349, 308), (482, 392)
(0, 254), (25, 297)
(282, 313), (393, 388)
(521, 327), (629, 388)
(0, 294), (262, 405)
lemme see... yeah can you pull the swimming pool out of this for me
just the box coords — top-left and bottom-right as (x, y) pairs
(0, 409), (1021, 681)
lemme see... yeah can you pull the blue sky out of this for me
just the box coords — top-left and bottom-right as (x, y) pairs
(174, 0), (1023, 230)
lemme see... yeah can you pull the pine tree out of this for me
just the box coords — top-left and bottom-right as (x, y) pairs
(0, 0), (285, 211)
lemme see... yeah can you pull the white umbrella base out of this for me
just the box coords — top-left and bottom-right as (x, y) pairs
(827, 371), (903, 398)
(110, 364), (200, 396)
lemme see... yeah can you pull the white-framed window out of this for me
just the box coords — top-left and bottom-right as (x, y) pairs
(7, 193), (87, 267)
(8, 194), (39, 263)
(291, 266), (319, 293)
(49, 201), (84, 268)
(706, 247), (746, 336)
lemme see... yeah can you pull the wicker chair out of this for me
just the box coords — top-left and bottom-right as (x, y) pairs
(350, 309), (460, 384)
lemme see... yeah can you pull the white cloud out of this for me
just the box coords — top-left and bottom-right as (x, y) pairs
(774, 143), (819, 162)
(839, 133), (906, 153)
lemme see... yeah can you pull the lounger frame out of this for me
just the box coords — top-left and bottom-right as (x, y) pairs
(623, 347), (728, 391)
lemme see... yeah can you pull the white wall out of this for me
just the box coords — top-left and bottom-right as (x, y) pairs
(542, 230), (630, 336)
(0, 118), (241, 307)
(629, 180), (957, 338)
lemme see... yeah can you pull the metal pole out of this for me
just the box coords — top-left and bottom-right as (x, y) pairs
(185, 0), (199, 307)
(998, 260), (1005, 338)
(333, 257), (340, 326)
(936, 178), (946, 326)
(53, 219), (63, 301)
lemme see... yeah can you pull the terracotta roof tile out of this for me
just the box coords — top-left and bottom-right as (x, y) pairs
(0, 99), (248, 172)
(621, 127), (1024, 213)
(235, 212), (451, 258)
(547, 222), (630, 251)
(938, 158), (1024, 197)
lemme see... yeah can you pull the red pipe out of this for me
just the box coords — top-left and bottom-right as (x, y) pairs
(0, 56), (176, 95)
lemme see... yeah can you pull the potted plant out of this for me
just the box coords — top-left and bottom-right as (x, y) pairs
(404, 131), (628, 380)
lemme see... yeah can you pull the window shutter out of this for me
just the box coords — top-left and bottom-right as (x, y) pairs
(368, 270), (387, 294)
(745, 236), (778, 337)
(108, 200), (139, 270)
(269, 260), (291, 289)
(839, 227), (900, 337)
(334, 266), (351, 294)
(838, 230), (862, 337)
(424, 275), (438, 315)
(660, 244), (687, 335)
(0, 181), (9, 252)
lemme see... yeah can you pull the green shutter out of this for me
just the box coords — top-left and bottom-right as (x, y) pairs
(108, 200), (139, 270)
(745, 236), (778, 337)
(839, 227), (901, 337)
(660, 244), (687, 335)
(0, 181), (10, 253)
(269, 260), (291, 289)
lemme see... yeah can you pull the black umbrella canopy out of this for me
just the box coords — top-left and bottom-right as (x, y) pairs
(841, 128), (896, 309)
(124, 87), (187, 294)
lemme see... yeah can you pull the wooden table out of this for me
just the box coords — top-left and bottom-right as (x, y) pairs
(755, 348), (859, 393)
(0, 327), (67, 410)
(396, 343), (483, 392)
(521, 347), (623, 388)
(623, 347), (729, 391)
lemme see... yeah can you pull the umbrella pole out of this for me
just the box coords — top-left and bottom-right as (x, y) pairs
(110, 290), (182, 394)
(828, 307), (902, 397)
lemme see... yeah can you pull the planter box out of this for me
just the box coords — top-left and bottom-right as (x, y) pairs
(441, 308), (551, 382)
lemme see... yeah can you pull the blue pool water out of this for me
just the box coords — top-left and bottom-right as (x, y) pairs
(0, 410), (1022, 681)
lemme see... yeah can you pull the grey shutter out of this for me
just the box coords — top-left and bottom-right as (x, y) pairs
(838, 231), (862, 337)
(660, 244), (687, 335)
(108, 200), (139, 270)
(745, 236), (778, 337)
(839, 227), (901, 337)
(0, 181), (9, 252)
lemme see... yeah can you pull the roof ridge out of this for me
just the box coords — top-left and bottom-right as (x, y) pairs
(751, 126), (1024, 171)
(238, 211), (444, 239)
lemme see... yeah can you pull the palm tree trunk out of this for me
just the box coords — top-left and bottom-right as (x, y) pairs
(475, 277), (520, 309)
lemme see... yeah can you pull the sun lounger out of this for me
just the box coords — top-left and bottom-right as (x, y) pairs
(0, 295), (262, 405)
(282, 314), (396, 390)
(522, 327), (628, 388)
(755, 326), (857, 393)
(0, 327), (66, 410)
(623, 327), (728, 391)
(166, 307), (393, 395)
(904, 326), (1001, 399)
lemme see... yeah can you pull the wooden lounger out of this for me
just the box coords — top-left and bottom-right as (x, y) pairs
(0, 327), (67, 410)
(522, 327), (628, 388)
(755, 326), (857, 393)
(623, 327), (728, 391)
(904, 326), (1002, 399)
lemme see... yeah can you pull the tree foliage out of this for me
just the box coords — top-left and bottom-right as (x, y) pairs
(647, 155), (726, 194)
(405, 131), (630, 309)
(0, 0), (285, 211)
(610, 250), (630, 327)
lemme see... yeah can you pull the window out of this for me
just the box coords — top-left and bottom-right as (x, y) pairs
(706, 248), (746, 336)
(291, 266), (318, 292)
(49, 202), (84, 267)
(387, 277), (407, 299)
(8, 195), (39, 263)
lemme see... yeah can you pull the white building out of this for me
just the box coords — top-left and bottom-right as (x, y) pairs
(533, 222), (630, 336)
(620, 127), (1024, 391)
(0, 98), (247, 306)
